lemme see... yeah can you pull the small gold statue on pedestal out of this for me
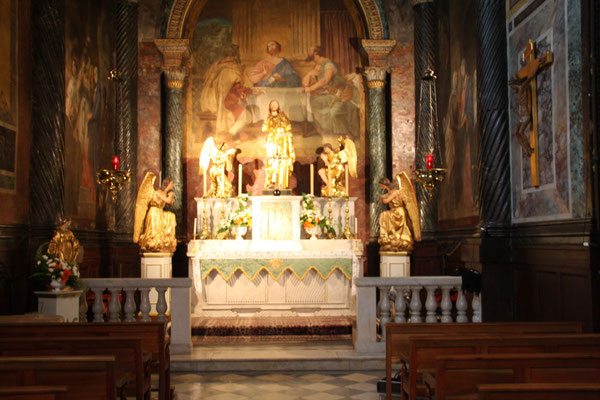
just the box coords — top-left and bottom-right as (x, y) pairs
(317, 137), (357, 197)
(378, 172), (421, 252)
(133, 172), (177, 253)
(264, 100), (295, 190)
(200, 137), (238, 198)
(48, 217), (81, 265)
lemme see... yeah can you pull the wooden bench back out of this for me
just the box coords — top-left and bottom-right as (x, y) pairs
(0, 386), (68, 400)
(0, 355), (117, 400)
(435, 352), (600, 400)
(478, 383), (600, 400)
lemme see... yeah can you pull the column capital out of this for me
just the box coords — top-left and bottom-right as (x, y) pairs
(361, 39), (397, 57)
(363, 66), (388, 88)
(154, 39), (190, 69)
(163, 68), (187, 89)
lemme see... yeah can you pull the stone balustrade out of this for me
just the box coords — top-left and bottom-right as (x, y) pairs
(354, 276), (482, 353)
(80, 278), (192, 355)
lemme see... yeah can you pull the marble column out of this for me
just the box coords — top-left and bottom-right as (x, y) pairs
(155, 39), (190, 236)
(363, 67), (388, 241)
(477, 0), (510, 228)
(413, 0), (439, 234)
(114, 0), (138, 233)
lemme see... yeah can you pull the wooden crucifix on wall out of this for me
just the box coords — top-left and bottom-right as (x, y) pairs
(508, 39), (553, 187)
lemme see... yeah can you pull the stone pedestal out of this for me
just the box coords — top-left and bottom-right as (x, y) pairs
(380, 252), (411, 277)
(35, 290), (83, 322)
(141, 253), (173, 312)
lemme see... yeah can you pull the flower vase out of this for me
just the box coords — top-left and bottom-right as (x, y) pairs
(50, 279), (65, 292)
(232, 225), (247, 240)
(305, 225), (321, 240)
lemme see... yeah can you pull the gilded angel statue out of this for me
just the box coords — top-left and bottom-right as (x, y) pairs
(200, 137), (237, 198)
(316, 136), (357, 197)
(47, 217), (81, 265)
(378, 172), (421, 252)
(133, 172), (177, 254)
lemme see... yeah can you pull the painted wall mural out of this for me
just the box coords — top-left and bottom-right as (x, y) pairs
(64, 0), (115, 227)
(507, 0), (583, 222)
(436, 0), (479, 227)
(0, 0), (17, 193)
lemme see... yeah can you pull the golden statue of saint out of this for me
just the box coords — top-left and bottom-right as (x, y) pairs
(378, 172), (421, 252)
(47, 217), (80, 265)
(263, 100), (295, 189)
(317, 136), (357, 197)
(200, 137), (237, 198)
(133, 172), (177, 253)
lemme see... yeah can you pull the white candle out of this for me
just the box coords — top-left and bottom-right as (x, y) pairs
(238, 163), (242, 195)
(203, 170), (207, 196)
(159, 171), (162, 187)
(345, 164), (349, 196)
(355, 217), (358, 233)
(328, 165), (332, 197)
(310, 164), (314, 196)
(194, 217), (197, 235)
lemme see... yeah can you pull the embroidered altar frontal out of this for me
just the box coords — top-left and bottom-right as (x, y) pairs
(198, 258), (352, 282)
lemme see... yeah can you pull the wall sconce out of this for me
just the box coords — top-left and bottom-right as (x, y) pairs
(415, 68), (446, 195)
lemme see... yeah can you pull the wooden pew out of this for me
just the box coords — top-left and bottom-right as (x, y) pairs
(0, 356), (122, 400)
(478, 383), (600, 400)
(0, 322), (170, 400)
(0, 386), (68, 400)
(384, 321), (582, 399)
(0, 337), (151, 400)
(400, 333), (600, 400)
(431, 352), (600, 400)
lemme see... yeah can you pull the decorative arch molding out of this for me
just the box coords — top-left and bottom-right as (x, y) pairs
(164, 0), (387, 40)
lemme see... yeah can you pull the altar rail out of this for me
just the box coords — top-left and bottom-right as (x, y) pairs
(354, 276), (482, 353)
(80, 278), (192, 355)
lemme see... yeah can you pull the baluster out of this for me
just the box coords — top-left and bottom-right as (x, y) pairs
(123, 288), (137, 322)
(394, 286), (407, 323)
(409, 286), (423, 323)
(379, 286), (391, 341)
(471, 292), (482, 323)
(440, 285), (453, 323)
(425, 285), (437, 323)
(91, 288), (105, 322)
(79, 289), (88, 323)
(108, 288), (121, 322)
(456, 289), (468, 322)
(156, 287), (168, 322)
(139, 288), (151, 322)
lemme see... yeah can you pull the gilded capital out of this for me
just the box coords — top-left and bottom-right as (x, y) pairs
(363, 66), (388, 88)
(155, 39), (190, 69)
(361, 39), (397, 57)
(164, 68), (187, 89)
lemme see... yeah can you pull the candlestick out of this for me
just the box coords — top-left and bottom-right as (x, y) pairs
(238, 164), (242, 195)
(112, 156), (120, 172)
(203, 170), (207, 196)
(426, 154), (434, 170)
(199, 198), (210, 240)
(310, 164), (314, 196)
(328, 165), (332, 197)
(341, 196), (353, 239)
(345, 164), (349, 196)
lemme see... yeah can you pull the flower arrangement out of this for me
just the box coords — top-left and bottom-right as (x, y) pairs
(31, 242), (82, 290)
(218, 194), (252, 234)
(300, 193), (336, 235)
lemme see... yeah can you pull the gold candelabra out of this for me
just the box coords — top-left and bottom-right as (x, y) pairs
(325, 196), (337, 239)
(415, 168), (447, 194)
(199, 197), (211, 240)
(96, 169), (132, 201)
(341, 196), (354, 239)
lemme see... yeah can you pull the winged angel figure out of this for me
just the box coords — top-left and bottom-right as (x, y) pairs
(133, 172), (177, 254)
(378, 172), (421, 252)
(200, 137), (237, 198)
(317, 136), (358, 197)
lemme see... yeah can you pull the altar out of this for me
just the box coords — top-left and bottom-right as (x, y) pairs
(188, 196), (363, 317)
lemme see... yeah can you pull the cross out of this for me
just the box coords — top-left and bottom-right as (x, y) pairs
(512, 39), (553, 187)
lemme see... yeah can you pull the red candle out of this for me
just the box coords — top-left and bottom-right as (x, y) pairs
(426, 154), (433, 170)
(112, 156), (120, 171)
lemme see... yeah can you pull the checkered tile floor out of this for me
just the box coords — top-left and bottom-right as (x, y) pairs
(170, 371), (383, 400)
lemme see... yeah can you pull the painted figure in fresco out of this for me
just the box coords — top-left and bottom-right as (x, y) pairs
(303, 46), (359, 137)
(48, 217), (81, 265)
(264, 100), (296, 189)
(316, 136), (357, 197)
(199, 137), (238, 198)
(200, 45), (255, 135)
(378, 173), (421, 252)
(134, 172), (177, 254)
(248, 41), (301, 88)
